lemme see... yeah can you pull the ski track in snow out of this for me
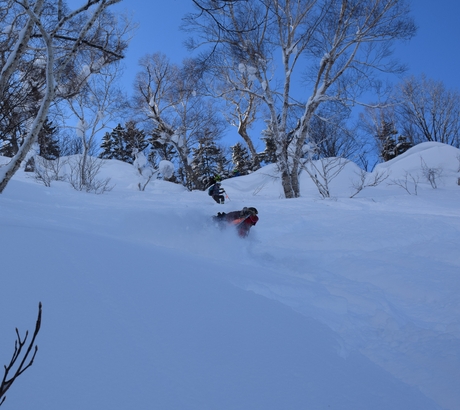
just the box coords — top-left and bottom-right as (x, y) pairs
(228, 198), (460, 409)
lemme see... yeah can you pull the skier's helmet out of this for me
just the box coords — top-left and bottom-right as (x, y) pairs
(242, 207), (258, 216)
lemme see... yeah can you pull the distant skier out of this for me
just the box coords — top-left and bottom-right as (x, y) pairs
(213, 207), (259, 237)
(208, 179), (226, 204)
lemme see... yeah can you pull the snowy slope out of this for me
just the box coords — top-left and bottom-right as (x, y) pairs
(1, 142), (459, 410)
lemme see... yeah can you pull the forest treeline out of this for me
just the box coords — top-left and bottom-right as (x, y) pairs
(1, 0), (459, 196)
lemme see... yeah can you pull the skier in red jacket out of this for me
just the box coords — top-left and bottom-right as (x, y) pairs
(213, 207), (259, 237)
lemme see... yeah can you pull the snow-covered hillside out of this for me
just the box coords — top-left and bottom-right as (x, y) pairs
(1, 142), (459, 410)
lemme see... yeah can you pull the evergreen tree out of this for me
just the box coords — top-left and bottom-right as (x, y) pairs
(231, 142), (252, 175)
(0, 117), (21, 157)
(1, 116), (59, 166)
(148, 128), (178, 162)
(0, 98), (28, 157)
(124, 121), (148, 161)
(260, 119), (278, 165)
(38, 120), (60, 160)
(261, 136), (277, 164)
(0, 63), (45, 158)
(377, 121), (398, 161)
(215, 146), (232, 180)
(394, 135), (413, 158)
(100, 124), (124, 160)
(100, 123), (148, 164)
(99, 130), (115, 160)
(191, 134), (228, 189)
(377, 121), (413, 162)
(0, 135), (19, 158)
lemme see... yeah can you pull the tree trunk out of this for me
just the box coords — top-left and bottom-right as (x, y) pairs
(0, 43), (55, 193)
(277, 147), (298, 198)
(237, 122), (260, 169)
(0, 104), (52, 193)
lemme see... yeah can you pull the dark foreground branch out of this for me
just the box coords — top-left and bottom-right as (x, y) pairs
(0, 302), (42, 406)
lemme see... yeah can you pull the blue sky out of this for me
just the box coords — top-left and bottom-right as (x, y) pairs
(118, 0), (460, 90)
(392, 0), (460, 90)
(115, 0), (195, 88)
(64, 0), (460, 146)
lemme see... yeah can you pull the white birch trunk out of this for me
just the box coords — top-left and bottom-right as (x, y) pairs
(0, 0), (54, 193)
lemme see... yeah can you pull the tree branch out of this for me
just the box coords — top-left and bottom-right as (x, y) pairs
(0, 302), (42, 407)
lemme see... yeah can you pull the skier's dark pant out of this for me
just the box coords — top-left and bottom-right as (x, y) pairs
(213, 195), (225, 204)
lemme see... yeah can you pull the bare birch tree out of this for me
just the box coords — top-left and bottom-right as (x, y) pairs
(132, 52), (225, 190)
(64, 61), (128, 190)
(395, 74), (460, 147)
(185, 0), (416, 198)
(0, 0), (132, 193)
(191, 46), (264, 169)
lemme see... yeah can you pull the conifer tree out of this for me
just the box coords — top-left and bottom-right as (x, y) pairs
(261, 136), (277, 165)
(231, 142), (252, 175)
(148, 128), (178, 176)
(99, 124), (125, 161)
(100, 123), (148, 164)
(377, 121), (399, 161)
(0, 101), (23, 157)
(394, 135), (413, 157)
(124, 121), (148, 162)
(260, 120), (278, 165)
(215, 146), (232, 180)
(38, 120), (60, 160)
(99, 130), (114, 160)
(191, 134), (228, 189)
